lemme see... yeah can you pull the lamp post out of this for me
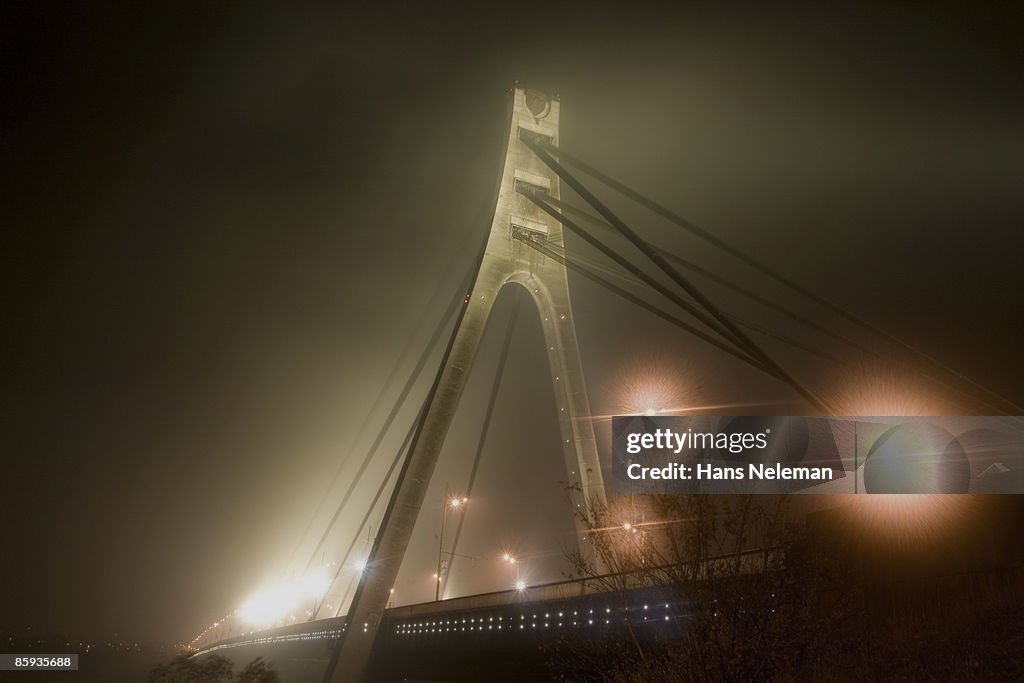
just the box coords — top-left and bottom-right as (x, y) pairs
(436, 489), (467, 601)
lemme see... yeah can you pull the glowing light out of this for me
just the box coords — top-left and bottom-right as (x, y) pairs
(609, 353), (693, 416)
(237, 569), (331, 626)
(838, 494), (975, 547)
(622, 522), (632, 531)
(515, 580), (526, 591)
(831, 368), (964, 417)
(296, 570), (331, 598)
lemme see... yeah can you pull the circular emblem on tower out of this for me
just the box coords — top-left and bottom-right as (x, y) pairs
(525, 89), (552, 119)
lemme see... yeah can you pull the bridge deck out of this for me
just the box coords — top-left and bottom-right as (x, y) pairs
(193, 578), (690, 681)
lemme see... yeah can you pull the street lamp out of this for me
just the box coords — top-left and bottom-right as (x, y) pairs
(502, 551), (523, 590)
(436, 489), (467, 601)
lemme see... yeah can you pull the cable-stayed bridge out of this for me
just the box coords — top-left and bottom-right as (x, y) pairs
(187, 86), (1021, 682)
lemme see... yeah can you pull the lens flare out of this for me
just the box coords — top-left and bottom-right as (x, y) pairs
(862, 423), (970, 493)
(823, 368), (977, 544)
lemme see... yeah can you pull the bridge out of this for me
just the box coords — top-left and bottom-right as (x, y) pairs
(191, 573), (690, 682)
(187, 85), (1021, 682)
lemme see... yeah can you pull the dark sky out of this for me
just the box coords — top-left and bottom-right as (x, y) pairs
(3, 1), (1022, 646)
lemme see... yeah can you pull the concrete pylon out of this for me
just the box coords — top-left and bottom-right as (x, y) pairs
(326, 86), (606, 682)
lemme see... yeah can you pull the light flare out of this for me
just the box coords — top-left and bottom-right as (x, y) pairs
(237, 568), (332, 626)
(607, 353), (694, 416)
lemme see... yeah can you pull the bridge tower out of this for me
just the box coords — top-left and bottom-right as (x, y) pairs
(326, 86), (606, 681)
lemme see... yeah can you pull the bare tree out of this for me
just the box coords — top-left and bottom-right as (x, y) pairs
(552, 488), (1024, 681)
(550, 489), (838, 682)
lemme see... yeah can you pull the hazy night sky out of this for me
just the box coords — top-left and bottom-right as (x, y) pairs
(3, 2), (1022, 645)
